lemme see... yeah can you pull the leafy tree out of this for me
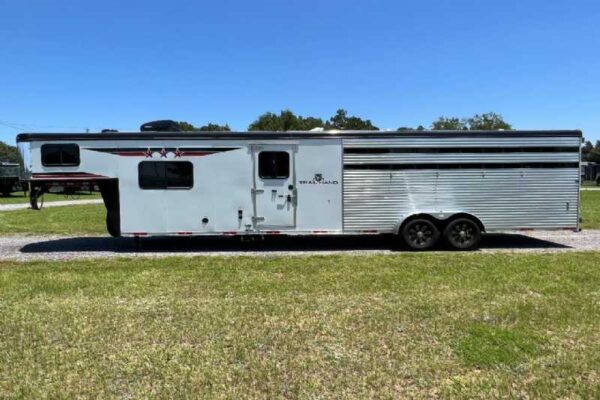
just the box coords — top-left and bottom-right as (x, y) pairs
(0, 141), (22, 164)
(178, 121), (196, 131)
(278, 110), (301, 131)
(467, 112), (512, 130)
(249, 109), (378, 131)
(325, 109), (378, 130)
(582, 140), (594, 161)
(248, 110), (324, 131)
(397, 125), (426, 131)
(248, 112), (281, 131)
(179, 121), (231, 132)
(198, 123), (231, 131)
(587, 140), (600, 163)
(431, 112), (512, 131)
(297, 117), (325, 131)
(431, 117), (467, 130)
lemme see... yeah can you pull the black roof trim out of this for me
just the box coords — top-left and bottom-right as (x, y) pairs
(16, 130), (583, 142)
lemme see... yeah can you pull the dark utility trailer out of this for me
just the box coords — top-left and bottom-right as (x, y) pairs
(0, 162), (26, 196)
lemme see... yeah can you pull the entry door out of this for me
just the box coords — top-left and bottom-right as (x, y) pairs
(252, 145), (297, 229)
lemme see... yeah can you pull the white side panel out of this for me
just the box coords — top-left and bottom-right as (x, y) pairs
(205, 146), (255, 232)
(119, 144), (254, 234)
(28, 141), (119, 178)
(116, 139), (343, 234)
(118, 153), (166, 234)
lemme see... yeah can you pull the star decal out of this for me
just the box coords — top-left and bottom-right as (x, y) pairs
(159, 148), (168, 158)
(144, 148), (153, 158)
(173, 148), (184, 158)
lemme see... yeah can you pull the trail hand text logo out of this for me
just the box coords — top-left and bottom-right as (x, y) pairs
(299, 173), (339, 185)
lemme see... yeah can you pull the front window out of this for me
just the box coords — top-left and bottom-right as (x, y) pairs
(41, 144), (80, 166)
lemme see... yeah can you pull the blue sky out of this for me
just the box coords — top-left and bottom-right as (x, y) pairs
(1, 0), (599, 144)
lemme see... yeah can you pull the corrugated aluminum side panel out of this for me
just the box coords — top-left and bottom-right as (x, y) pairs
(342, 135), (581, 232)
(343, 169), (579, 231)
(343, 137), (580, 148)
(344, 152), (578, 164)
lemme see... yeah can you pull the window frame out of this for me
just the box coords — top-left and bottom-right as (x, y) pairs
(258, 151), (290, 179)
(41, 143), (80, 167)
(138, 161), (194, 190)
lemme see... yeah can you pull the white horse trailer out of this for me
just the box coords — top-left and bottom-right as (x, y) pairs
(16, 130), (582, 250)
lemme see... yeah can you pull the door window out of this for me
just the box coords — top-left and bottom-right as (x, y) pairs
(258, 151), (289, 179)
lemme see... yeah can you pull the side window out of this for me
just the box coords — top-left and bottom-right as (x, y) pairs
(258, 151), (289, 179)
(138, 161), (193, 189)
(41, 144), (80, 166)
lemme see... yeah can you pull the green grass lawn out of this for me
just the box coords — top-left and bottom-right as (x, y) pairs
(0, 191), (100, 204)
(580, 190), (600, 229)
(0, 253), (598, 398)
(0, 204), (105, 235)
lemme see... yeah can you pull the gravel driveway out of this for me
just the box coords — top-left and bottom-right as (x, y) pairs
(0, 230), (599, 261)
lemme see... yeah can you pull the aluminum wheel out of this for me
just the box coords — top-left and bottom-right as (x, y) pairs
(401, 219), (440, 250)
(443, 218), (481, 250)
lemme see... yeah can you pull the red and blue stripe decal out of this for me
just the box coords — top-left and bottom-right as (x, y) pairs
(88, 147), (239, 158)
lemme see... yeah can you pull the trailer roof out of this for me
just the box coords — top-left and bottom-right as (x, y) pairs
(17, 130), (582, 142)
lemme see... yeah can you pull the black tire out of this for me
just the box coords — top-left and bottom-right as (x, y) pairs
(443, 217), (481, 250)
(401, 218), (440, 251)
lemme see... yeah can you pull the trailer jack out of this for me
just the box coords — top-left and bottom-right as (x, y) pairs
(29, 186), (45, 210)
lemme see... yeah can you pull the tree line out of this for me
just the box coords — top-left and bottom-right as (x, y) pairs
(3, 109), (598, 163)
(582, 141), (600, 163)
(178, 109), (513, 133)
(0, 141), (20, 164)
(179, 109), (600, 162)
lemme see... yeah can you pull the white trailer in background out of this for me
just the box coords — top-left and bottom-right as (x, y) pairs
(17, 130), (582, 250)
